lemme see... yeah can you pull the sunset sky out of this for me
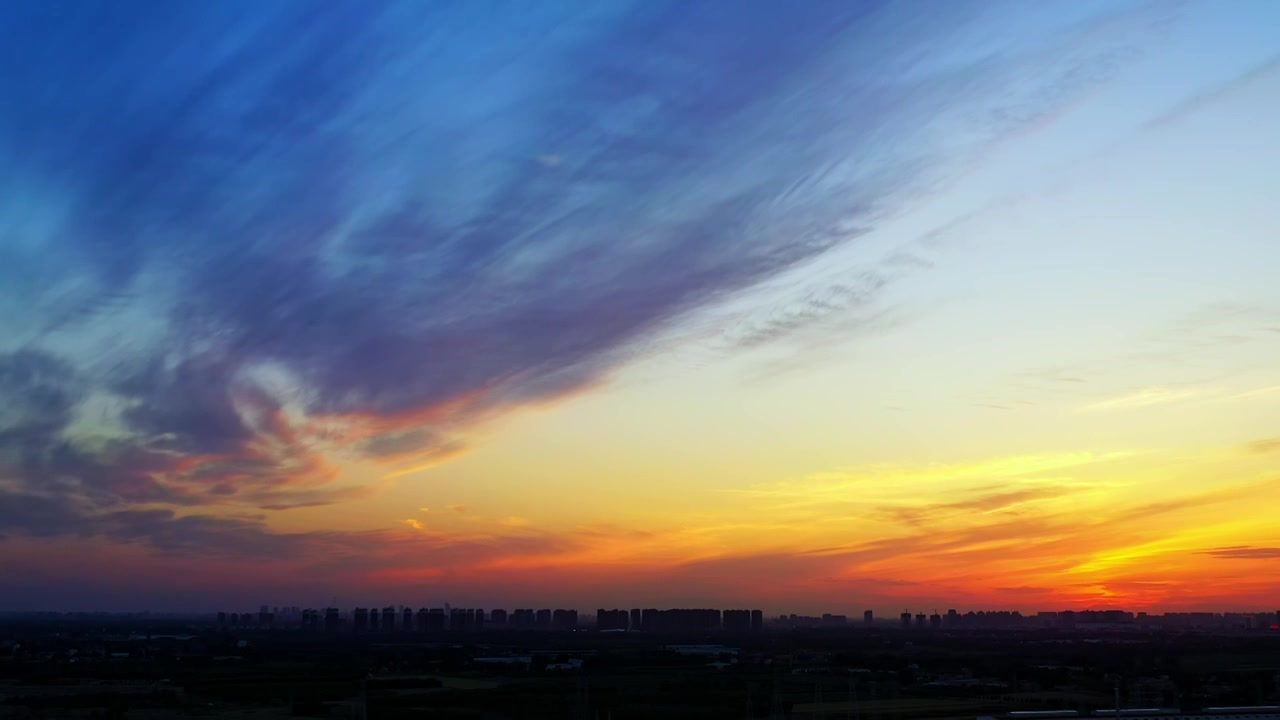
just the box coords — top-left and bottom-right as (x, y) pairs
(1, 0), (1278, 614)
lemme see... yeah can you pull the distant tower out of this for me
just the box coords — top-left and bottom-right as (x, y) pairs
(864, 610), (873, 625)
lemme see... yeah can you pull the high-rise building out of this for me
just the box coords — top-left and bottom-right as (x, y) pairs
(403, 607), (413, 630)
(634, 609), (722, 632)
(630, 608), (642, 631)
(450, 608), (470, 631)
(641, 608), (659, 631)
(915, 613), (927, 628)
(864, 610), (874, 625)
(946, 609), (958, 627)
(900, 612), (912, 629)
(930, 613), (942, 629)
(324, 607), (340, 633)
(416, 608), (429, 632)
(475, 609), (485, 630)
(382, 606), (396, 631)
(751, 609), (763, 632)
(597, 609), (629, 631)
(822, 614), (848, 627)
(490, 609), (508, 626)
(536, 609), (552, 628)
(427, 608), (446, 631)
(552, 609), (578, 630)
(723, 609), (751, 632)
(369, 608), (380, 631)
(353, 607), (369, 632)
(217, 612), (226, 626)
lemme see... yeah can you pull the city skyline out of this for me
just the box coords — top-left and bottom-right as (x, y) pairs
(2, 1), (1279, 613)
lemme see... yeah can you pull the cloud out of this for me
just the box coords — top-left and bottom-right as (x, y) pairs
(1143, 53), (1280, 130)
(722, 271), (892, 349)
(360, 429), (450, 459)
(745, 451), (1134, 507)
(1198, 546), (1280, 560)
(1245, 437), (1280, 455)
(448, 505), (468, 514)
(1228, 386), (1280, 402)
(1083, 386), (1203, 411)
(878, 486), (1077, 527)
(0, 0), (1183, 593)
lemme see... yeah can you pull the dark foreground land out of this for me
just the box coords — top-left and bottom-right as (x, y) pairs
(2, 617), (1278, 719)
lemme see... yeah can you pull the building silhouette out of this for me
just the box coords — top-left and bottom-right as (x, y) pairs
(490, 609), (508, 626)
(751, 609), (763, 632)
(637, 609), (722, 632)
(900, 612), (912, 629)
(450, 608), (470, 631)
(723, 609), (751, 632)
(353, 607), (369, 632)
(426, 608), (446, 631)
(552, 609), (578, 630)
(864, 610), (874, 625)
(324, 607), (340, 633)
(597, 608), (629, 631)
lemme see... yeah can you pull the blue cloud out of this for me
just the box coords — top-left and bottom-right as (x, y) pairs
(0, 0), (1171, 534)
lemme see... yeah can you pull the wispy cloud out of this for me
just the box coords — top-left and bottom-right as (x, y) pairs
(1198, 546), (1280, 560)
(1083, 386), (1204, 411)
(1244, 437), (1280, 456)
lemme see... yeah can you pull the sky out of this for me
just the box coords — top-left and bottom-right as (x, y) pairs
(1, 0), (1278, 615)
